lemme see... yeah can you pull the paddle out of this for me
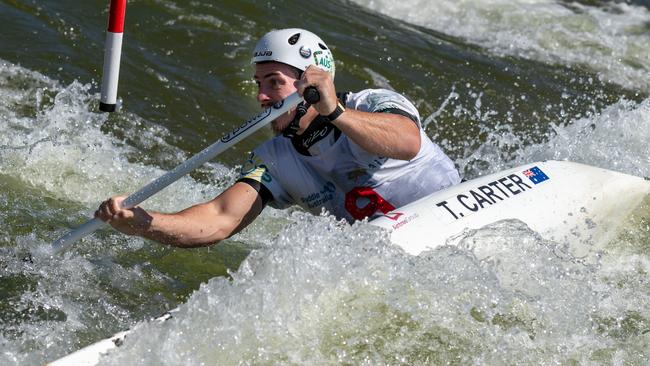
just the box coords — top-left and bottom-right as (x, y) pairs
(52, 88), (320, 252)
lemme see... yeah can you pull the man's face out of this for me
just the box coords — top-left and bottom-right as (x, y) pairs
(254, 62), (300, 134)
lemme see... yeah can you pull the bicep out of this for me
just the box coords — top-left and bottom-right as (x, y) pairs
(344, 109), (421, 160)
(176, 181), (264, 241)
(379, 111), (420, 136)
(209, 181), (265, 233)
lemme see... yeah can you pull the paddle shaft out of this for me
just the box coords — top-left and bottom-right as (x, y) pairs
(53, 89), (320, 251)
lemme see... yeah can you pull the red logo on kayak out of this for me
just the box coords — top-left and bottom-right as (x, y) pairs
(383, 211), (404, 221)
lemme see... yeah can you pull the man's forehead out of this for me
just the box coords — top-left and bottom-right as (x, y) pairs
(254, 62), (297, 79)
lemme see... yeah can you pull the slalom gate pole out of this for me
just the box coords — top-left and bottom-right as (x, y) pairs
(99, 0), (127, 112)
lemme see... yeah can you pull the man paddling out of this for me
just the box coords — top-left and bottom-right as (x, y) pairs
(95, 28), (460, 247)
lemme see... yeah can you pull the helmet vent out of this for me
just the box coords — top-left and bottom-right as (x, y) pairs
(318, 43), (328, 50)
(288, 33), (300, 45)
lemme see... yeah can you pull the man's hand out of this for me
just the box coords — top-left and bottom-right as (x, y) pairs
(295, 65), (338, 116)
(297, 65), (421, 160)
(92, 181), (263, 247)
(95, 196), (153, 236)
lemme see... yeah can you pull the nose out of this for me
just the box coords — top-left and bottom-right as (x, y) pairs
(256, 86), (271, 106)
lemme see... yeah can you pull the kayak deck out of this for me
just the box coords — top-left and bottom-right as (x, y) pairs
(372, 160), (650, 255)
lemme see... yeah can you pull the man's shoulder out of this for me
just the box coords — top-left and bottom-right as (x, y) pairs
(345, 88), (404, 102)
(345, 89), (420, 121)
(252, 135), (295, 160)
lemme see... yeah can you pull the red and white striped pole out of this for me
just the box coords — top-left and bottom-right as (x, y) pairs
(99, 0), (126, 112)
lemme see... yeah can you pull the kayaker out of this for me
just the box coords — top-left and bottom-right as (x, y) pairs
(95, 28), (461, 246)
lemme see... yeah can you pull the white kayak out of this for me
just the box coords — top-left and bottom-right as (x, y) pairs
(373, 160), (649, 255)
(47, 160), (649, 366)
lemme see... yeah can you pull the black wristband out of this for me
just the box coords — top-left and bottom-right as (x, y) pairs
(324, 102), (345, 122)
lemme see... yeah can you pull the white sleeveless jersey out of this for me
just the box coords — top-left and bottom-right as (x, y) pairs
(240, 88), (461, 222)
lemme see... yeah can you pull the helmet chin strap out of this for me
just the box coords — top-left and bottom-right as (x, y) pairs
(282, 101), (309, 138)
(281, 86), (320, 138)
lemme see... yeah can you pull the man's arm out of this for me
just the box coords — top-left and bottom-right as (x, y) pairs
(296, 65), (421, 160)
(95, 181), (264, 248)
(329, 108), (421, 160)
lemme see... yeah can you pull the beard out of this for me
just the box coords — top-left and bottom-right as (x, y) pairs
(271, 108), (297, 135)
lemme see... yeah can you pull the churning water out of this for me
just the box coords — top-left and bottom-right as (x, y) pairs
(0, 0), (648, 364)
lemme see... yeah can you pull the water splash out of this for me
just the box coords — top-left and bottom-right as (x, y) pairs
(1, 11), (649, 361)
(0, 60), (246, 364)
(0, 59), (230, 213)
(454, 96), (650, 178)
(352, 0), (650, 92)
(96, 214), (649, 365)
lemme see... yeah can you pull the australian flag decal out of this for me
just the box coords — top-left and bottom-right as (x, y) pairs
(523, 166), (549, 184)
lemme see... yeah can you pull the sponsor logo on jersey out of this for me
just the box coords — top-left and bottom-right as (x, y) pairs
(347, 169), (368, 183)
(240, 153), (273, 183)
(300, 182), (336, 209)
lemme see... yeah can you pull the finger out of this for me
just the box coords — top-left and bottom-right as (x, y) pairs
(109, 197), (122, 213)
(304, 65), (326, 82)
(304, 64), (319, 76)
(95, 202), (110, 221)
(116, 209), (132, 220)
(293, 78), (307, 95)
(100, 203), (113, 220)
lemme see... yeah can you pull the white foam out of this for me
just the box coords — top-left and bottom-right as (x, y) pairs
(98, 215), (650, 365)
(352, 0), (650, 91)
(453, 96), (650, 178)
(517, 97), (650, 176)
(0, 59), (263, 364)
(0, 60), (229, 214)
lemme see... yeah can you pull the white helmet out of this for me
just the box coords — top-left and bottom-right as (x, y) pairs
(252, 28), (335, 78)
